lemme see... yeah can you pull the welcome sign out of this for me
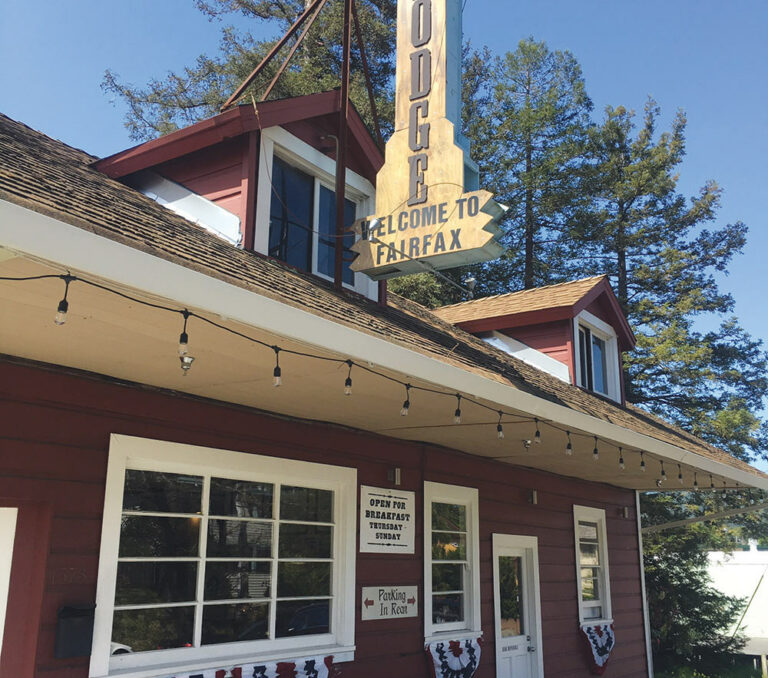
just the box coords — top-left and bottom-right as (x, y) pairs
(351, 0), (504, 279)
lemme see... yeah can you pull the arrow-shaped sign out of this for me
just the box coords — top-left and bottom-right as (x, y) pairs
(364, 598), (374, 608)
(407, 597), (416, 605)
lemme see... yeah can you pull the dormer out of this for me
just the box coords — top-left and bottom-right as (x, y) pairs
(433, 276), (636, 404)
(94, 91), (384, 300)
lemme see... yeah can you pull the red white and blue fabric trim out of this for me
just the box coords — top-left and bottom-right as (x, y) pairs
(580, 624), (615, 675)
(425, 638), (482, 678)
(164, 655), (333, 678)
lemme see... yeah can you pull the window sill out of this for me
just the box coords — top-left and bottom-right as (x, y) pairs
(424, 630), (483, 645)
(96, 645), (356, 678)
(579, 619), (614, 629)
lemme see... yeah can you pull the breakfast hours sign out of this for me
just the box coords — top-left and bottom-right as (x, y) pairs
(359, 485), (415, 553)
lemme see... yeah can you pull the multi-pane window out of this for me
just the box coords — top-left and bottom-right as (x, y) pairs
(430, 502), (467, 625)
(112, 470), (334, 652)
(424, 482), (480, 639)
(574, 506), (612, 624)
(269, 156), (356, 285)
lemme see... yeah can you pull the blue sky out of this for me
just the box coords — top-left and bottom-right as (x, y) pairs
(1, 0), (766, 462)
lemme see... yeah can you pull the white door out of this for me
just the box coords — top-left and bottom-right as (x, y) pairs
(492, 534), (543, 678)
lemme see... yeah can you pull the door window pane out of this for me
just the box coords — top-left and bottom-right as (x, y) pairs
(498, 556), (524, 637)
(269, 157), (313, 271)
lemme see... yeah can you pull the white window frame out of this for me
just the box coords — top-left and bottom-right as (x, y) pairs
(89, 434), (357, 678)
(573, 310), (622, 402)
(573, 505), (613, 626)
(255, 126), (378, 300)
(424, 482), (481, 642)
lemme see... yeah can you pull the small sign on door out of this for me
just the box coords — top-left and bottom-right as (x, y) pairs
(361, 585), (418, 620)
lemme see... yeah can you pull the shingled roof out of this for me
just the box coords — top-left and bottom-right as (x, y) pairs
(0, 111), (764, 482)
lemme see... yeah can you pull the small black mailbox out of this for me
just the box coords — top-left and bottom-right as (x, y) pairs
(55, 604), (96, 658)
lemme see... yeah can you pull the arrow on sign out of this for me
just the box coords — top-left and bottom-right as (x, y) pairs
(407, 597), (416, 605)
(364, 598), (374, 608)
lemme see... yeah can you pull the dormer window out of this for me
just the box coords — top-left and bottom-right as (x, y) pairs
(573, 311), (621, 402)
(255, 127), (377, 297)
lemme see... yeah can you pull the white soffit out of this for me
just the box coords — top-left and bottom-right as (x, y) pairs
(1, 197), (766, 491)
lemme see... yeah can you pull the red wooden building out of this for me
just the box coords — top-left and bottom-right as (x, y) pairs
(0, 96), (766, 678)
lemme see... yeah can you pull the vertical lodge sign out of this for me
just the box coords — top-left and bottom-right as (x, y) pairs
(350, 0), (504, 279)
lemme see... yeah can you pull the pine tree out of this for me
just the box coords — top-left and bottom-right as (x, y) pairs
(103, 0), (396, 141)
(568, 101), (768, 461)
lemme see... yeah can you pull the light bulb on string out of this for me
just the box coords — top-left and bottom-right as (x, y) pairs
(710, 474), (715, 491)
(497, 411), (505, 440)
(344, 360), (353, 396)
(179, 354), (195, 375)
(272, 347), (282, 387)
(640, 451), (646, 472)
(565, 431), (573, 456)
(400, 384), (411, 416)
(678, 464), (683, 485)
(453, 394), (462, 424)
(533, 419), (541, 445)
(618, 447), (625, 470)
(54, 274), (74, 325)
(660, 461), (667, 483)
(178, 310), (190, 357)
(693, 472), (699, 489)
(592, 437), (599, 462)
(722, 480), (727, 498)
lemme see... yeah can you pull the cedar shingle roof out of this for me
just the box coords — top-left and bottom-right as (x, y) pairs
(433, 276), (607, 324)
(0, 112), (764, 482)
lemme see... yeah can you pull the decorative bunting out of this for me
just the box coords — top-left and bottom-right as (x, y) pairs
(425, 638), (482, 678)
(580, 624), (615, 675)
(165, 655), (333, 678)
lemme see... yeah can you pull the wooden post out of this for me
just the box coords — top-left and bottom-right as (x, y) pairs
(334, 0), (353, 290)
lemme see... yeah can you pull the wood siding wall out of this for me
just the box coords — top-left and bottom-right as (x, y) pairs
(504, 320), (575, 380)
(0, 359), (648, 678)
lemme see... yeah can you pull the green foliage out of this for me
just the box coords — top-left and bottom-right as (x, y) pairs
(103, 0), (396, 141)
(641, 492), (749, 674)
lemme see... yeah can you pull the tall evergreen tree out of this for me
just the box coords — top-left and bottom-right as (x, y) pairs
(568, 101), (768, 461)
(103, 0), (396, 141)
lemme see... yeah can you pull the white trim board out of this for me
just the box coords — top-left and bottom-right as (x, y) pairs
(1, 198), (766, 490)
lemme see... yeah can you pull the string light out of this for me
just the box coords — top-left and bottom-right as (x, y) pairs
(710, 474), (715, 491)
(178, 310), (190, 357)
(179, 354), (194, 375)
(722, 480), (727, 498)
(453, 394), (462, 424)
(400, 384), (411, 416)
(4, 269), (751, 497)
(660, 461), (667, 483)
(693, 472), (699, 489)
(344, 360), (353, 396)
(272, 347), (282, 386)
(54, 274), (73, 325)
(677, 464), (683, 485)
